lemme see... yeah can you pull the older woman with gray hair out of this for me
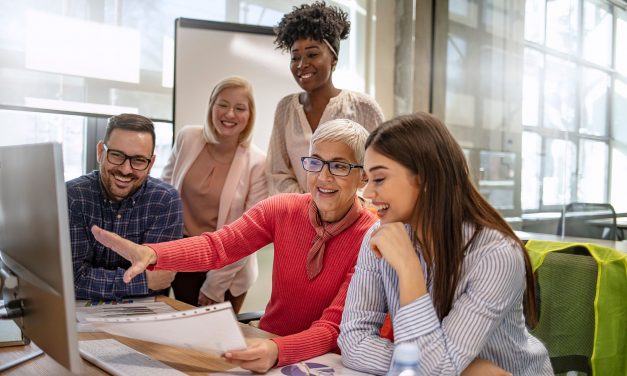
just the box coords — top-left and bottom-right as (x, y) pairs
(91, 119), (378, 373)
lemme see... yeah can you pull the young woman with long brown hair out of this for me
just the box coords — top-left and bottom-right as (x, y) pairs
(338, 112), (552, 375)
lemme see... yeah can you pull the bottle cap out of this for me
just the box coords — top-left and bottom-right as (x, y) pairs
(393, 342), (420, 365)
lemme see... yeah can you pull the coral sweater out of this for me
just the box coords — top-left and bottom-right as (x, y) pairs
(148, 193), (377, 366)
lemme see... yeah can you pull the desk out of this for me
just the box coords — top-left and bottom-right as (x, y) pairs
(0, 296), (274, 375)
(515, 230), (627, 253)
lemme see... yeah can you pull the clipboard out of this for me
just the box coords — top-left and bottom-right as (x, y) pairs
(86, 302), (246, 354)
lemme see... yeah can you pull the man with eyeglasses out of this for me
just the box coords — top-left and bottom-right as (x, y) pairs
(66, 113), (183, 301)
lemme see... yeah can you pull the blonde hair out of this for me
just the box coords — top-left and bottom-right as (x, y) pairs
(202, 76), (256, 146)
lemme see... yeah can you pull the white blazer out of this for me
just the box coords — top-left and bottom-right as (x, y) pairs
(161, 125), (268, 301)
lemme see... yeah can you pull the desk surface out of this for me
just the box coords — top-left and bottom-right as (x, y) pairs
(0, 296), (274, 375)
(515, 230), (627, 252)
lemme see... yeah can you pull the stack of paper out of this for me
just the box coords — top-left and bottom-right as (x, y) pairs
(86, 302), (246, 354)
(76, 301), (176, 333)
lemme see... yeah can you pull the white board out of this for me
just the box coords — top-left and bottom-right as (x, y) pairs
(174, 18), (299, 151)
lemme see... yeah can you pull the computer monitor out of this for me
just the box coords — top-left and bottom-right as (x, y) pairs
(0, 142), (81, 373)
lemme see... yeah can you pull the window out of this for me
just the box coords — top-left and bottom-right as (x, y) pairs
(0, 109), (85, 181)
(434, 0), (626, 219)
(521, 0), (624, 212)
(0, 1), (369, 179)
(434, 0), (526, 217)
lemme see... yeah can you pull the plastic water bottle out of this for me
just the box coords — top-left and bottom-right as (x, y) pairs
(386, 342), (421, 376)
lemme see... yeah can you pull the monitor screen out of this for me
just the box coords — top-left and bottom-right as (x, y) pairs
(0, 142), (81, 373)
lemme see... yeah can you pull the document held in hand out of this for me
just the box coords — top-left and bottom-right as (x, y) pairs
(86, 302), (246, 354)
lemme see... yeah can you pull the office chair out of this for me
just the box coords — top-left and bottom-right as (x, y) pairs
(530, 245), (596, 375)
(236, 310), (264, 324)
(556, 202), (618, 240)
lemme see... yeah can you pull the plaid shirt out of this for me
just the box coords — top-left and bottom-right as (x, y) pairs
(67, 171), (183, 300)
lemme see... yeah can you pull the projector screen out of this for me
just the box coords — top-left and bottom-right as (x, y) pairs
(174, 18), (298, 151)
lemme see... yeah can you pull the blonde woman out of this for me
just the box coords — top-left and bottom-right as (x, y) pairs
(162, 76), (267, 312)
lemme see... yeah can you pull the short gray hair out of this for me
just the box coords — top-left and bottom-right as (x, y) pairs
(309, 119), (369, 164)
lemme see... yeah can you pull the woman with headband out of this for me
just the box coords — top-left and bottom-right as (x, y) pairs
(266, 1), (384, 195)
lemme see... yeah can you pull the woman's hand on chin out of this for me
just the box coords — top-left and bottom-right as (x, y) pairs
(369, 222), (418, 272)
(370, 222), (427, 305)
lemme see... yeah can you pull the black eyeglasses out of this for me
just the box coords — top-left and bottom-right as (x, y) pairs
(301, 157), (362, 177)
(103, 145), (152, 171)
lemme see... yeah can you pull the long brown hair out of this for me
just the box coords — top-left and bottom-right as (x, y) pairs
(365, 112), (537, 327)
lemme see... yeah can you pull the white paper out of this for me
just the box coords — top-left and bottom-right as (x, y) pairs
(76, 302), (176, 333)
(86, 302), (246, 354)
(214, 353), (374, 376)
(79, 339), (186, 376)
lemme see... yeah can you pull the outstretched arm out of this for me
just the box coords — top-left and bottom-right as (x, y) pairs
(69, 200), (150, 300)
(91, 225), (157, 283)
(72, 254), (149, 300)
(92, 197), (277, 285)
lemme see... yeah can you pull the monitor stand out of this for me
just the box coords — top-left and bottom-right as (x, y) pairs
(1, 281), (43, 371)
(0, 334), (44, 372)
(1, 272), (26, 347)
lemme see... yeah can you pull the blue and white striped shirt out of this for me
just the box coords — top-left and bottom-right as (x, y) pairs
(67, 171), (183, 300)
(338, 223), (553, 375)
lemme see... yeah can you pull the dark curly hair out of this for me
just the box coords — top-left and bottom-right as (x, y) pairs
(274, 1), (350, 57)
